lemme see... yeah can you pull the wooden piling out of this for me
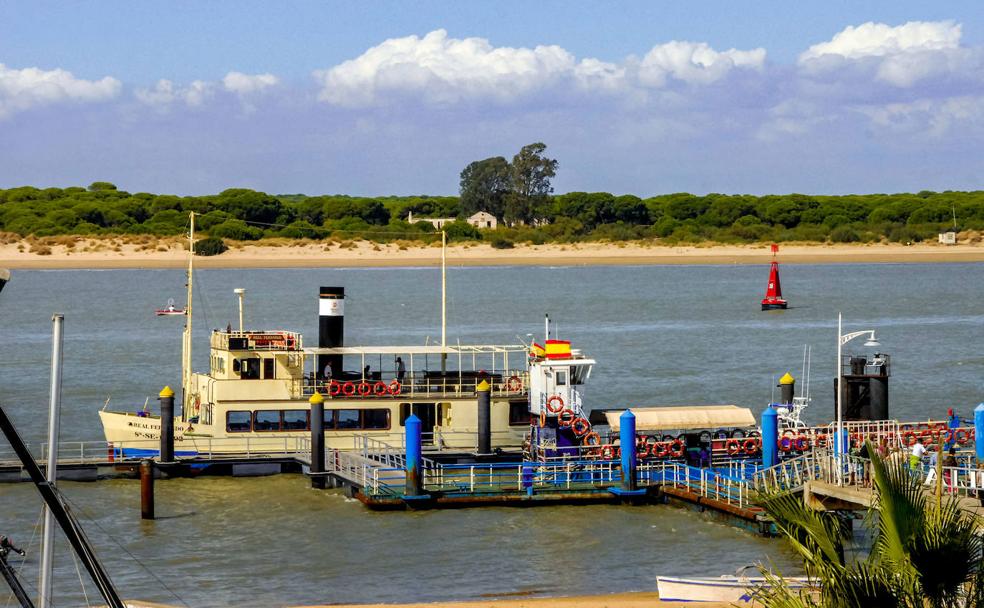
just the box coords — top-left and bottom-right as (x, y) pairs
(140, 459), (154, 520)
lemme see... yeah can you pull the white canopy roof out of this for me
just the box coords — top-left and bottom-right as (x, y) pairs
(604, 405), (756, 432)
(303, 344), (527, 356)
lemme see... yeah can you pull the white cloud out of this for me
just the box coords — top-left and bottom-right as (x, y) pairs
(314, 29), (576, 106)
(135, 79), (213, 108)
(638, 41), (766, 87)
(0, 63), (120, 119)
(800, 21), (960, 61)
(222, 71), (279, 95)
(573, 58), (626, 91)
(798, 21), (974, 88)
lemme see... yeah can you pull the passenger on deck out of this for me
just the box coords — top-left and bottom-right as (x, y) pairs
(395, 357), (406, 382)
(364, 364), (371, 380)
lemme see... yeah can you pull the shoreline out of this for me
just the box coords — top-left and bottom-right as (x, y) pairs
(2, 240), (984, 269)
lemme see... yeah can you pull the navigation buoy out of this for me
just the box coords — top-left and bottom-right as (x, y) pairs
(761, 244), (788, 310)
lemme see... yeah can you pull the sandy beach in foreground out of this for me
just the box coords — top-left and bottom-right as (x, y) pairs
(2, 239), (983, 269)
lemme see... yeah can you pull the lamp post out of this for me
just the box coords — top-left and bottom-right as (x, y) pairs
(836, 312), (881, 485)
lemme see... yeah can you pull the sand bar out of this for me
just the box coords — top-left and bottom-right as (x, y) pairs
(2, 240), (983, 269)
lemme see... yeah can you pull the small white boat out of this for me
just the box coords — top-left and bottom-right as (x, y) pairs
(657, 570), (814, 603)
(155, 298), (185, 316)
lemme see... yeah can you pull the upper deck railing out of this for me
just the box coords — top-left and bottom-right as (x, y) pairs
(299, 370), (530, 400)
(211, 330), (304, 352)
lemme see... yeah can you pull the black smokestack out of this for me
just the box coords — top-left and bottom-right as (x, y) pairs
(318, 286), (344, 379)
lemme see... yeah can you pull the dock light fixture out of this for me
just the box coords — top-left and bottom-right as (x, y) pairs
(234, 288), (245, 333)
(836, 313), (882, 485)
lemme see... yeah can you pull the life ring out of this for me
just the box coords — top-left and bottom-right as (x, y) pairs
(743, 438), (759, 454)
(373, 381), (388, 396)
(583, 431), (601, 446)
(726, 439), (742, 456)
(654, 442), (670, 458)
(558, 409), (575, 427)
(285, 335), (295, 349)
(342, 381), (356, 396)
(546, 395), (565, 414)
(669, 439), (685, 458)
(902, 430), (917, 446)
(329, 380), (341, 397)
(794, 436), (810, 452)
(539, 410), (547, 428)
(507, 375), (522, 392)
(357, 382), (371, 396)
(636, 440), (651, 459)
(571, 417), (591, 437)
(388, 380), (402, 395)
(815, 434), (828, 448)
(600, 445), (616, 460)
(955, 429), (970, 445)
(919, 430), (933, 442)
(779, 436), (794, 452)
(781, 429), (797, 438)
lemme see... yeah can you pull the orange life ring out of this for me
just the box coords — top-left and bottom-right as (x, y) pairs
(902, 431), (917, 446)
(546, 395), (565, 414)
(539, 410), (547, 428)
(726, 439), (742, 456)
(600, 445), (616, 460)
(357, 382), (371, 396)
(571, 417), (590, 437)
(558, 409), (575, 427)
(779, 436), (794, 452)
(955, 429), (970, 445)
(669, 439), (685, 458)
(388, 380), (402, 395)
(507, 375), (522, 392)
(329, 380), (341, 396)
(342, 381), (356, 396)
(583, 431), (601, 446)
(794, 436), (810, 452)
(373, 381), (388, 396)
(743, 438), (759, 454)
(654, 442), (670, 458)
(636, 440), (651, 459)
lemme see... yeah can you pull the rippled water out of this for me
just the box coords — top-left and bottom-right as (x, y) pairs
(2, 263), (983, 606)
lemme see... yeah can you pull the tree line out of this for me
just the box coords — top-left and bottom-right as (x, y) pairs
(2, 159), (984, 249)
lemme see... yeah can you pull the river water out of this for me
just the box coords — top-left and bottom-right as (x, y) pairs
(1, 263), (983, 606)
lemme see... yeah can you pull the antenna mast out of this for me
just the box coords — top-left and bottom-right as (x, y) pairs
(182, 212), (195, 415)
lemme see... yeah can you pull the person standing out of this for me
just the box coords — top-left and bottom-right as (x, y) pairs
(910, 438), (927, 470)
(395, 356), (406, 382)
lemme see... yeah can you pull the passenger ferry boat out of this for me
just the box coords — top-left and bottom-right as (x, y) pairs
(98, 214), (597, 458)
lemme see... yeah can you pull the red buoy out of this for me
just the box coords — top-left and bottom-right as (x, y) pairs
(761, 244), (788, 310)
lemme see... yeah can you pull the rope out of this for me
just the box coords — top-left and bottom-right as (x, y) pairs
(67, 544), (92, 607)
(57, 491), (190, 608)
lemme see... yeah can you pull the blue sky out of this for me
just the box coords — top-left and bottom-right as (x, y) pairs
(2, 1), (983, 196)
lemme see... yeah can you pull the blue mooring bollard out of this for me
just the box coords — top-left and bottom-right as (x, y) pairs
(974, 403), (984, 465)
(620, 409), (637, 492)
(836, 428), (850, 456)
(405, 414), (423, 497)
(761, 406), (778, 469)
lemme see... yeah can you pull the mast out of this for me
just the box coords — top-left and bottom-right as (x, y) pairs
(440, 230), (447, 372)
(182, 212), (195, 416)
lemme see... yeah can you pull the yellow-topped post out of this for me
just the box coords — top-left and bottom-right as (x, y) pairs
(309, 391), (326, 488)
(158, 385), (175, 462)
(778, 372), (795, 405)
(477, 379), (491, 454)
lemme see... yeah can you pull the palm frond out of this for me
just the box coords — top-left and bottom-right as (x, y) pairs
(869, 446), (926, 567)
(759, 490), (848, 571)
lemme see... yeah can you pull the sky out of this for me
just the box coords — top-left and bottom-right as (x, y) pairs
(1, 1), (983, 197)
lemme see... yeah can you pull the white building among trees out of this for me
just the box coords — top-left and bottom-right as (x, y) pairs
(407, 211), (498, 230)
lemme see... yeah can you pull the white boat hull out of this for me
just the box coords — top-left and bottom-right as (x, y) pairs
(657, 575), (812, 603)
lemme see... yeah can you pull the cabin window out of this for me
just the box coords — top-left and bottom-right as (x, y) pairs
(363, 409), (389, 430)
(227, 410), (252, 432)
(571, 365), (589, 385)
(508, 400), (531, 426)
(282, 410), (309, 431)
(239, 358), (261, 380)
(254, 410), (281, 431)
(263, 358), (275, 379)
(555, 370), (568, 386)
(336, 409), (361, 429)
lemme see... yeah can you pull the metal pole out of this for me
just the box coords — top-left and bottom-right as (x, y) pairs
(310, 392), (325, 489)
(234, 288), (245, 333)
(159, 386), (175, 463)
(836, 312), (843, 486)
(140, 460), (155, 520)
(440, 231), (447, 373)
(405, 414), (423, 496)
(620, 409), (637, 492)
(39, 314), (64, 608)
(476, 381), (491, 454)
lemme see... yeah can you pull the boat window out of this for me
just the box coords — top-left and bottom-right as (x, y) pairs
(282, 410), (308, 431)
(336, 409), (361, 429)
(240, 358), (261, 380)
(263, 358), (275, 379)
(227, 411), (252, 432)
(571, 365), (589, 385)
(508, 400), (531, 426)
(323, 409), (335, 428)
(254, 410), (280, 431)
(363, 409), (389, 430)
(555, 369), (568, 386)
